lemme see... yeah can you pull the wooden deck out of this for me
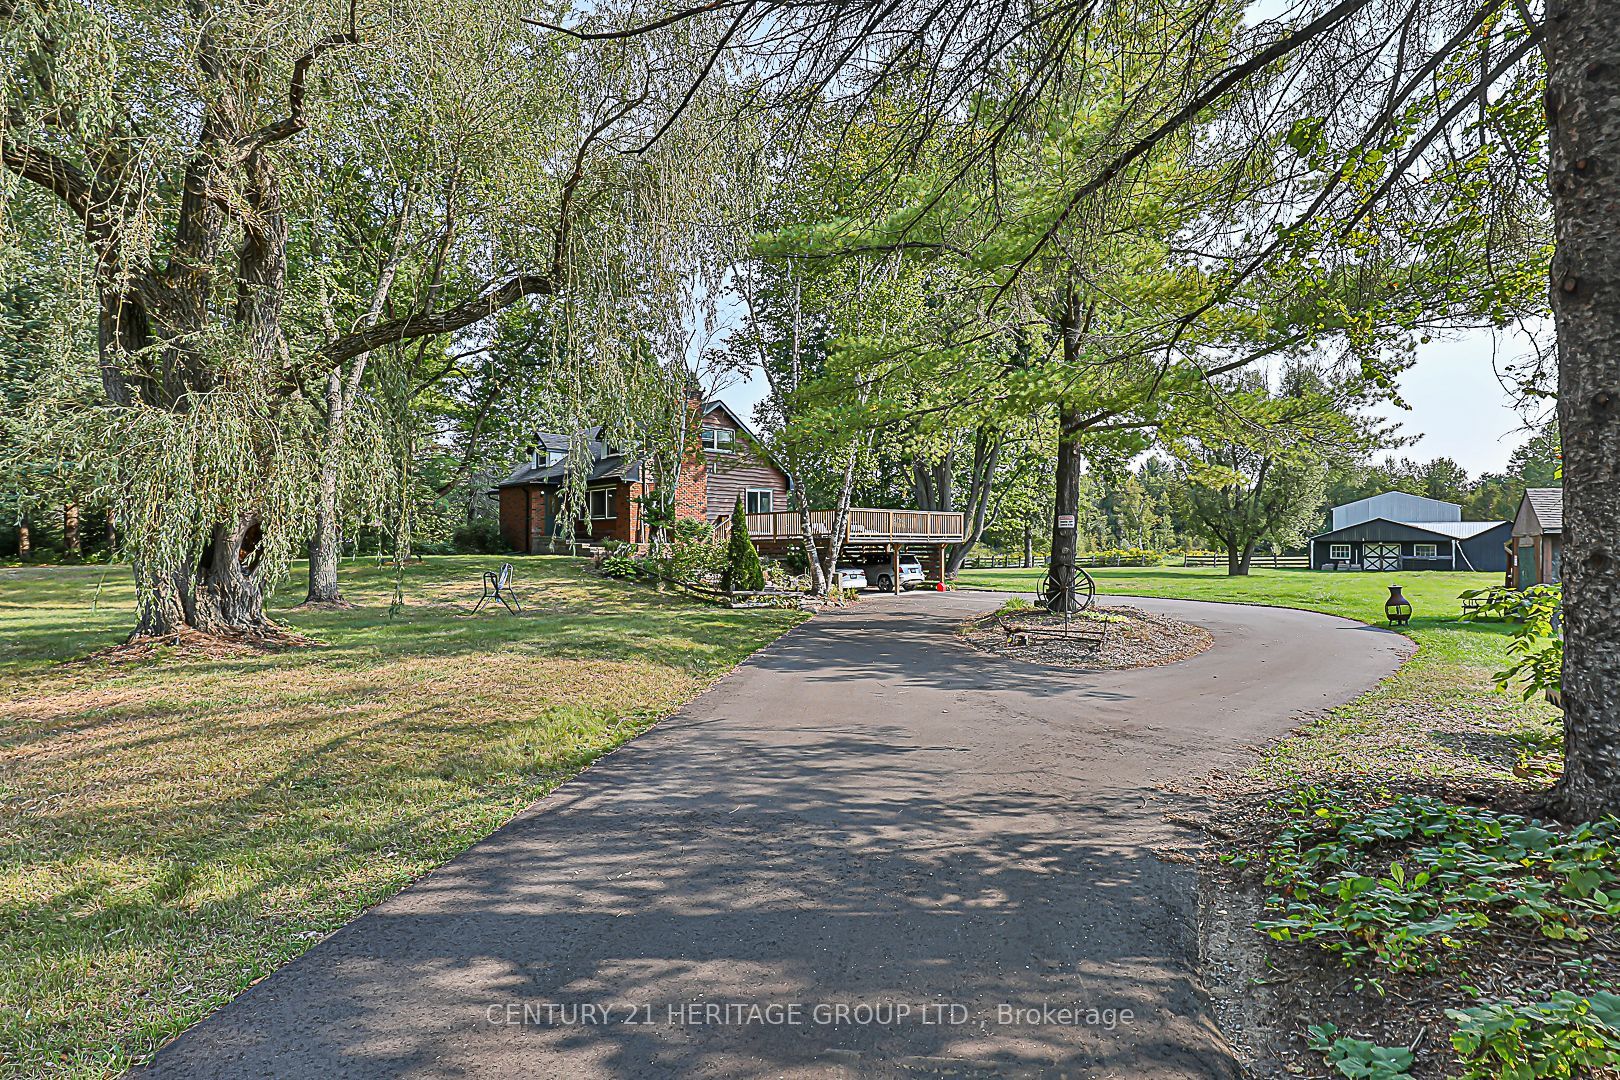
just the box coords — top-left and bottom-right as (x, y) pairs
(745, 508), (967, 547)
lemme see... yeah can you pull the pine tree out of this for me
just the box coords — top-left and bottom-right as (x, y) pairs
(723, 493), (765, 593)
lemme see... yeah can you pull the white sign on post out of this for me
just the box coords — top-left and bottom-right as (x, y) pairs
(1057, 514), (1076, 531)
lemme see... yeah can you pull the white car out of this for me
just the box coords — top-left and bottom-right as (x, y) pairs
(860, 555), (926, 592)
(832, 566), (869, 591)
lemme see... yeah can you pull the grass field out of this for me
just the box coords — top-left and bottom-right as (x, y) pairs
(958, 565), (1561, 784)
(0, 556), (805, 1078)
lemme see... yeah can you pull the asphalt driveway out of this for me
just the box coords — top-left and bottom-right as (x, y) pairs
(138, 591), (1412, 1079)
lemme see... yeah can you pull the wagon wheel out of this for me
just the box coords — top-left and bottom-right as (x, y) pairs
(1039, 562), (1097, 613)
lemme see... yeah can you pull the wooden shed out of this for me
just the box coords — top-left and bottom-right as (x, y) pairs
(1508, 488), (1563, 589)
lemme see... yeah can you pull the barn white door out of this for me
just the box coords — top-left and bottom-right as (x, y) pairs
(1364, 543), (1400, 571)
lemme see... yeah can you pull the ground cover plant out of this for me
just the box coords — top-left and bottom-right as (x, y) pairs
(0, 557), (804, 1077)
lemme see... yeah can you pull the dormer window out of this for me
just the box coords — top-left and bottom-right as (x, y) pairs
(701, 426), (736, 454)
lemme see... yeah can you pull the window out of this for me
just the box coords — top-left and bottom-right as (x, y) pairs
(587, 488), (615, 520)
(1414, 543), (1438, 558)
(1329, 543), (1352, 561)
(745, 489), (773, 515)
(701, 426), (736, 454)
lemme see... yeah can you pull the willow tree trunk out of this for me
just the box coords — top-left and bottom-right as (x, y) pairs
(1548, 1), (1620, 818)
(17, 514), (30, 561)
(130, 518), (272, 638)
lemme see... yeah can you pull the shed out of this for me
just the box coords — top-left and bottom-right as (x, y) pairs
(1508, 488), (1563, 588)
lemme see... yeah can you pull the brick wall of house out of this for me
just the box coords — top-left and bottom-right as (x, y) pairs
(499, 487), (529, 552)
(527, 488), (547, 552)
(674, 454), (708, 523)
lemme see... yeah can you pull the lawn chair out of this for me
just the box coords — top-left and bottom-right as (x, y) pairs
(474, 562), (522, 614)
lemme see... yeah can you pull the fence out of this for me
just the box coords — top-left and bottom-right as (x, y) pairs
(961, 550), (1311, 570)
(962, 551), (1162, 569)
(1181, 552), (1310, 569)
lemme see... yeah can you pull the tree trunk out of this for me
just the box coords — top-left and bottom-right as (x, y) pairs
(945, 429), (1002, 576)
(17, 514), (31, 561)
(104, 507), (116, 551)
(1227, 542), (1255, 577)
(818, 440), (862, 592)
(1548, 1), (1620, 817)
(132, 517), (273, 638)
(305, 372), (346, 605)
(1048, 405), (1085, 611)
(63, 500), (80, 557)
(1023, 521), (1034, 568)
(783, 455), (827, 594)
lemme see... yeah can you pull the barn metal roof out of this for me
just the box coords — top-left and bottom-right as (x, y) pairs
(1310, 517), (1509, 542)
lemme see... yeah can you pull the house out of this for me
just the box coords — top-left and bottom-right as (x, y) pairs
(1507, 488), (1563, 588)
(494, 400), (792, 553)
(1307, 491), (1511, 573)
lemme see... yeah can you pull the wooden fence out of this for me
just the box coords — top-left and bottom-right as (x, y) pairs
(1180, 552), (1310, 569)
(961, 551), (1311, 570)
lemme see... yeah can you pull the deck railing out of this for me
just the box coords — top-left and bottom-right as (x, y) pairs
(744, 508), (966, 544)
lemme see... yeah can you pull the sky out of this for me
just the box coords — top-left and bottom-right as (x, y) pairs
(1366, 329), (1550, 477)
(713, 324), (1551, 480)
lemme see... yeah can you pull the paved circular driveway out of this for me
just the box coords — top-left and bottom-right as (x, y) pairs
(139, 591), (1411, 1079)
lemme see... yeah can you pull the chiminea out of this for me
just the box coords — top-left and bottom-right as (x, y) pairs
(1385, 585), (1412, 626)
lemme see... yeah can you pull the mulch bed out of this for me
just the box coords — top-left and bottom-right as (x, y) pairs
(959, 605), (1214, 670)
(86, 624), (323, 663)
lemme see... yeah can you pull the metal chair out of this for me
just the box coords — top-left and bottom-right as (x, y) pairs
(474, 562), (522, 614)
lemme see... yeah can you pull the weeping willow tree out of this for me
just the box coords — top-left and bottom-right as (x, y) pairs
(1, 0), (757, 637)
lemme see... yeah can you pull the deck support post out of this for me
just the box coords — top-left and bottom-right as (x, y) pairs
(892, 545), (902, 594)
(936, 544), (947, 589)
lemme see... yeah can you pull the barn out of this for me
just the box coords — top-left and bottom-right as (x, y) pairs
(1307, 491), (1511, 573)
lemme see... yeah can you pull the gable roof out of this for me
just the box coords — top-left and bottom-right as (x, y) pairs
(1331, 491), (1461, 530)
(1311, 516), (1509, 543)
(495, 399), (790, 490)
(1520, 488), (1563, 534)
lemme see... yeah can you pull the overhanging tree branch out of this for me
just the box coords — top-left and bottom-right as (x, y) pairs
(320, 273), (554, 364)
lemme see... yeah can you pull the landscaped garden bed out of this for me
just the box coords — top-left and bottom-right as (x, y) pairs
(958, 598), (1213, 669)
(1203, 784), (1620, 1079)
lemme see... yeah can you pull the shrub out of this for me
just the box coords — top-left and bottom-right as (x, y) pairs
(450, 517), (505, 554)
(655, 528), (725, 587)
(598, 551), (641, 580)
(721, 494), (765, 593)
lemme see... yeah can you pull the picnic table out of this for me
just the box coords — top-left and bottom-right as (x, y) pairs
(1460, 586), (1516, 618)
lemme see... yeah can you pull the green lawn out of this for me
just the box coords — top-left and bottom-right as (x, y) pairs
(0, 557), (805, 1078)
(958, 566), (1560, 784)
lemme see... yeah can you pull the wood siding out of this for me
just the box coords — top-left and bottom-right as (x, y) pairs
(701, 409), (789, 520)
